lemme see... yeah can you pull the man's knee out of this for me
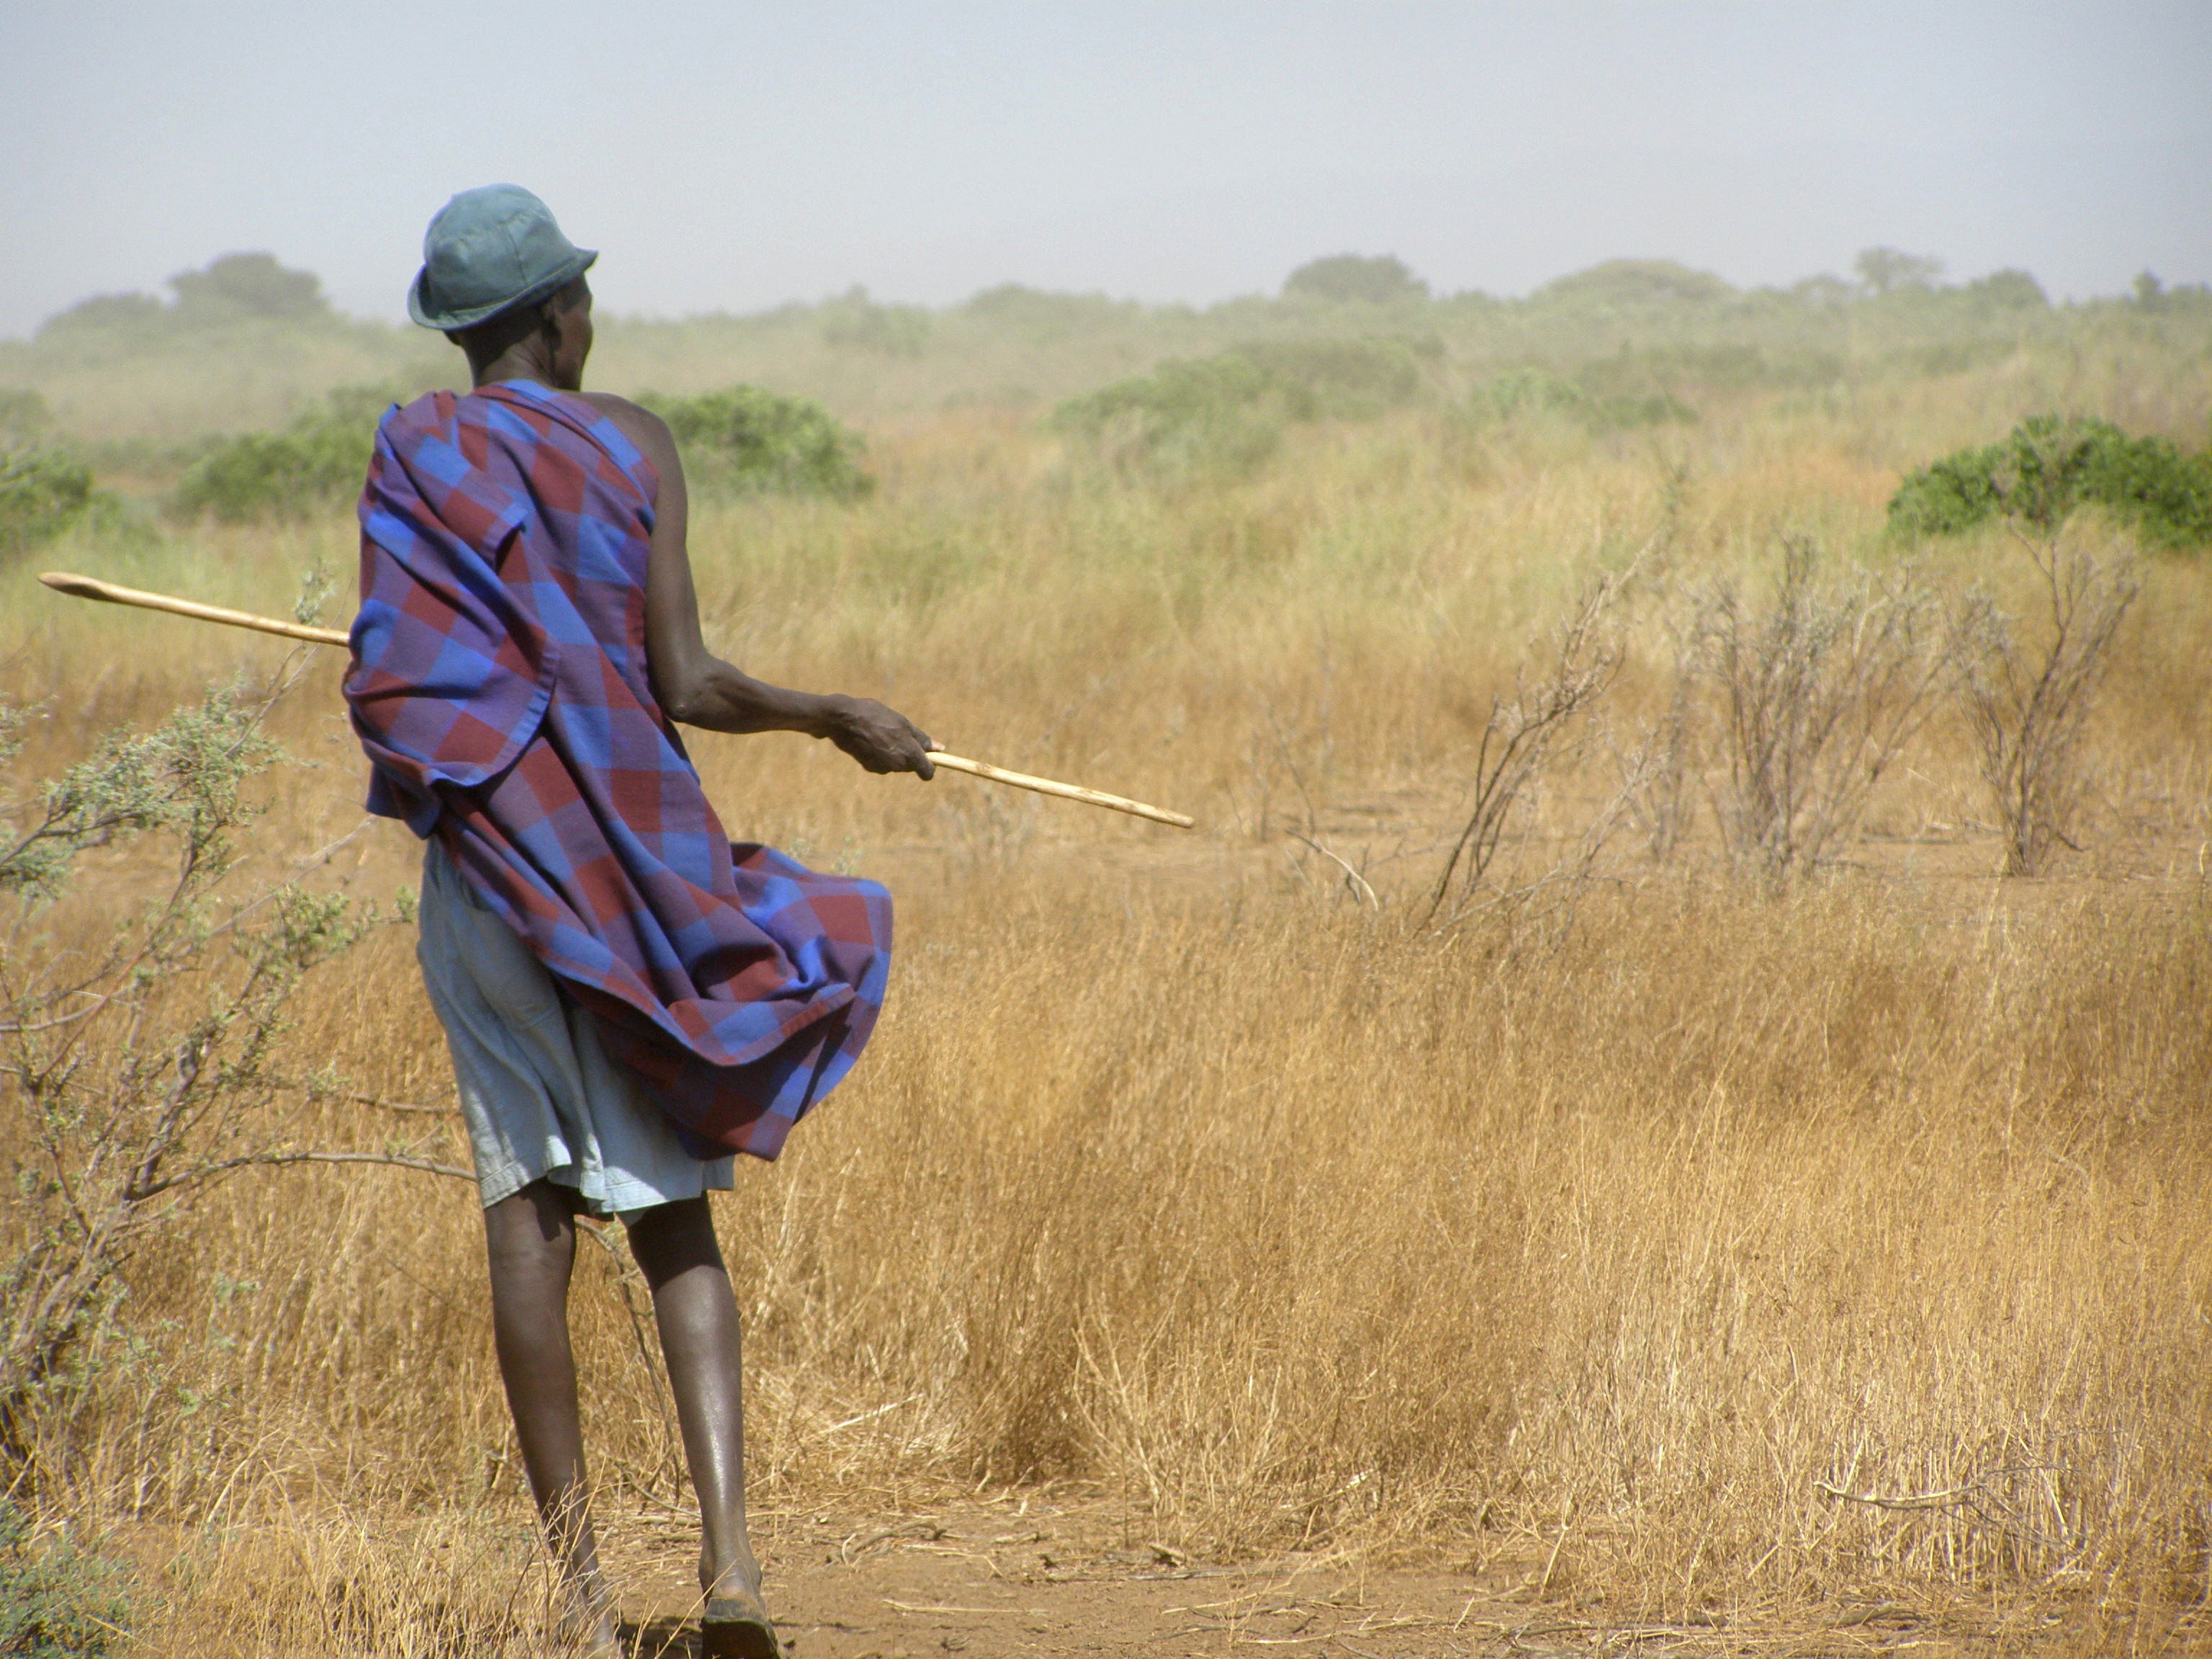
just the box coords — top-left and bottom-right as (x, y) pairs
(621, 1195), (723, 1287)
(485, 1179), (583, 1273)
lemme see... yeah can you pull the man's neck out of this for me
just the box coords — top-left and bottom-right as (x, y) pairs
(470, 339), (563, 390)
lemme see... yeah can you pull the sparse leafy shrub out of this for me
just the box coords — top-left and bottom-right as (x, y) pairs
(1283, 254), (1429, 305)
(1889, 415), (2212, 552)
(0, 662), (392, 1455)
(639, 386), (872, 500)
(171, 384), (400, 522)
(0, 1501), (130, 1657)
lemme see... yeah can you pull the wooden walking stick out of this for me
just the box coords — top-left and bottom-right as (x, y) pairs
(38, 572), (1197, 829)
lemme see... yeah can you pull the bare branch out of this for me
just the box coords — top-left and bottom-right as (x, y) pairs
(133, 1148), (476, 1200)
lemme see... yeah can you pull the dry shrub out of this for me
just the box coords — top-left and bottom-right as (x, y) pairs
(1955, 531), (2141, 875)
(1430, 565), (1628, 917)
(1688, 539), (1948, 878)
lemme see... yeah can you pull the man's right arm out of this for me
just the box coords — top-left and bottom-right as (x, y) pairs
(590, 394), (935, 779)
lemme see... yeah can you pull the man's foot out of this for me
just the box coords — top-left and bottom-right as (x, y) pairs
(701, 1584), (781, 1658)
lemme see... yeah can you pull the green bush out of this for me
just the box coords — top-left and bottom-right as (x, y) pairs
(639, 386), (871, 500)
(1889, 414), (2212, 552)
(0, 1502), (129, 1657)
(819, 291), (932, 357)
(0, 447), (97, 555)
(1465, 367), (1696, 433)
(1576, 344), (1841, 394)
(1053, 354), (1288, 480)
(1051, 338), (1428, 480)
(1231, 338), (1424, 418)
(959, 285), (1142, 341)
(171, 384), (397, 522)
(0, 391), (51, 447)
(1466, 368), (1588, 423)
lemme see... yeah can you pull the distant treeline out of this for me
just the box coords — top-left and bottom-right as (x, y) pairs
(17, 248), (2208, 364)
(4, 246), (2208, 449)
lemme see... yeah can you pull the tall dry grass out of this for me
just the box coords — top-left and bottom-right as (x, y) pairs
(2, 353), (2208, 1651)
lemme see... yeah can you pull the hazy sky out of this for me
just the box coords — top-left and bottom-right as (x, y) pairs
(4, 1), (2208, 338)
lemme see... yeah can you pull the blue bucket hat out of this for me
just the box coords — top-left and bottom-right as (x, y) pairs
(408, 184), (597, 332)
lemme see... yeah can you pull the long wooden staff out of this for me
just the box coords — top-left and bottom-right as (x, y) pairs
(37, 572), (1195, 829)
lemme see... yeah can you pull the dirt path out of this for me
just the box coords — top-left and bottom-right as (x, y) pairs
(593, 1498), (2101, 1658)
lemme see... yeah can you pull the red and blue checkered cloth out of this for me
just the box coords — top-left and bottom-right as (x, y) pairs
(345, 380), (891, 1161)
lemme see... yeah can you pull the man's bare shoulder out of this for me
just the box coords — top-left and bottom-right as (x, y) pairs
(578, 392), (676, 461)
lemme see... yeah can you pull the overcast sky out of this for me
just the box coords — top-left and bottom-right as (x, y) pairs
(3, 1), (2207, 338)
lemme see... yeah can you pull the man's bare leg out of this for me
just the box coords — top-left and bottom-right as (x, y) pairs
(483, 1180), (619, 1654)
(623, 1197), (770, 1635)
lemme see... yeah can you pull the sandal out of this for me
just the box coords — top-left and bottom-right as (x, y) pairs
(701, 1588), (783, 1658)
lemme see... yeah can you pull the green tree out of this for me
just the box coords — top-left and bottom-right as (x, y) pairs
(1853, 247), (1943, 296)
(1283, 254), (1429, 305)
(1536, 259), (1735, 307)
(1961, 269), (2047, 309)
(168, 253), (328, 324)
(32, 293), (166, 340)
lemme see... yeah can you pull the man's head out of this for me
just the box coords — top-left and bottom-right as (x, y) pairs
(449, 276), (594, 390)
(408, 185), (596, 385)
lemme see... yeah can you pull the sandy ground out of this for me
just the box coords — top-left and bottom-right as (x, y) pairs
(585, 1498), (2149, 1659)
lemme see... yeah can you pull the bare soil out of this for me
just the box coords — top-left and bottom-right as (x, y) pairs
(592, 1498), (2152, 1659)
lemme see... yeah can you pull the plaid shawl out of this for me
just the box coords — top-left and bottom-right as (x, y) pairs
(345, 379), (891, 1161)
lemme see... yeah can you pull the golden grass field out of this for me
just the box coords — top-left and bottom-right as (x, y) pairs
(2, 336), (2210, 1654)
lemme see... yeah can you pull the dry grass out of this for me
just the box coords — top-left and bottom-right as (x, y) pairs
(3, 347), (2210, 1652)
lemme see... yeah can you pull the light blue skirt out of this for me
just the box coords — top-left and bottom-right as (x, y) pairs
(416, 837), (735, 1216)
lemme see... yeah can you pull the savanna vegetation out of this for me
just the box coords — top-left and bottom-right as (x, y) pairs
(1, 245), (2208, 1655)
